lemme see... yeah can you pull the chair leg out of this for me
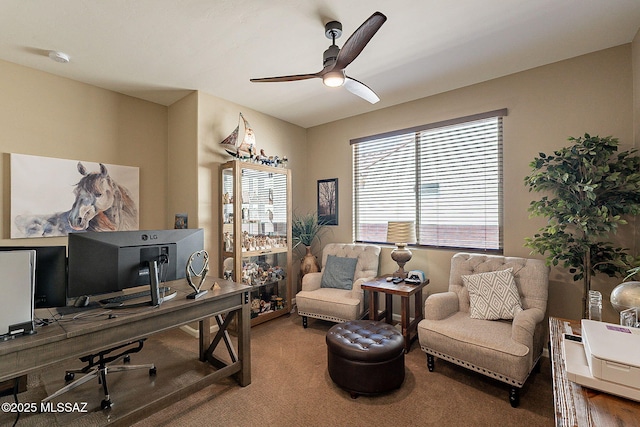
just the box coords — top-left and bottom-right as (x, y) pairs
(302, 316), (308, 328)
(99, 367), (112, 409)
(533, 359), (541, 373)
(427, 354), (435, 372)
(509, 387), (520, 408)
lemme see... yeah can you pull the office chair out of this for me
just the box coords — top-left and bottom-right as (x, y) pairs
(42, 339), (156, 409)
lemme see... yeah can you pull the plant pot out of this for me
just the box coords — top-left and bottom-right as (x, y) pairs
(300, 246), (320, 279)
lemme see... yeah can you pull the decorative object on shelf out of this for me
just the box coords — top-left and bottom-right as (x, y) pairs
(292, 212), (328, 281)
(255, 149), (286, 167)
(185, 250), (209, 299)
(387, 221), (416, 279)
(220, 112), (256, 160)
(524, 134), (640, 318)
(317, 178), (338, 225)
(220, 160), (291, 326)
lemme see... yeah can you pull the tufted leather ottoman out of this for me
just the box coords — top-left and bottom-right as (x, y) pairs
(326, 320), (405, 398)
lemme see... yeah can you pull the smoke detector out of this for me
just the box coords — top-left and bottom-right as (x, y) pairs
(48, 51), (70, 63)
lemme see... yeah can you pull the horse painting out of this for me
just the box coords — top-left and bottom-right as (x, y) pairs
(12, 157), (139, 238)
(68, 162), (138, 232)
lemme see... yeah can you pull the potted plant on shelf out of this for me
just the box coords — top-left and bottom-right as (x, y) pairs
(292, 212), (328, 281)
(524, 133), (640, 318)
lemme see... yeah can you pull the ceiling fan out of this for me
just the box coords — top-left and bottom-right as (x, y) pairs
(250, 11), (387, 104)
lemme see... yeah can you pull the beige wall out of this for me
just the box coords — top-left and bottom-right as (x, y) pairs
(0, 57), (307, 299)
(186, 91), (306, 276)
(0, 59), (168, 248)
(306, 45), (635, 322)
(1, 40), (638, 322)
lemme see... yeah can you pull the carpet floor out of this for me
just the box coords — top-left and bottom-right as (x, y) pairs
(0, 312), (555, 426)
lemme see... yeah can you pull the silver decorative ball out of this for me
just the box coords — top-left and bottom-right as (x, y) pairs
(610, 281), (640, 312)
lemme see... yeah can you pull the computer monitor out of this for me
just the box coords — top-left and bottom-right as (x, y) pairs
(0, 246), (67, 308)
(67, 228), (204, 298)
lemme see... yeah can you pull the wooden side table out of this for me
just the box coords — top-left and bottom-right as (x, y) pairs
(361, 276), (429, 353)
(549, 317), (640, 427)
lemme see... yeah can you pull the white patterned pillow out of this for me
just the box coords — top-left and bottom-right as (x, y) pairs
(462, 268), (523, 320)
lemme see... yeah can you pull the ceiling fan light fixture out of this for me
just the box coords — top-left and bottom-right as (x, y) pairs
(323, 70), (345, 87)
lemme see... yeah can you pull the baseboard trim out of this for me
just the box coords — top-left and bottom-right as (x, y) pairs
(179, 322), (220, 338)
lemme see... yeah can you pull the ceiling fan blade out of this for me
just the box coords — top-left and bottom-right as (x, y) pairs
(250, 73), (320, 83)
(344, 76), (380, 104)
(334, 12), (387, 71)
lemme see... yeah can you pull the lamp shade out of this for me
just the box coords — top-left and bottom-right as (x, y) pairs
(387, 221), (416, 245)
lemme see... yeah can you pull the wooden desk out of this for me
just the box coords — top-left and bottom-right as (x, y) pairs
(0, 278), (251, 426)
(362, 276), (429, 353)
(549, 317), (640, 427)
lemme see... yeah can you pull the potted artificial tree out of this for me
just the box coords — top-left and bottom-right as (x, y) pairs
(292, 212), (328, 282)
(524, 133), (640, 318)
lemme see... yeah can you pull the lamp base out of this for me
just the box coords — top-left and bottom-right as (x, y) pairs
(390, 245), (412, 280)
(392, 269), (408, 279)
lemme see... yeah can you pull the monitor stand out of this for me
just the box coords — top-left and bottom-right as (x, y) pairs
(149, 260), (161, 306)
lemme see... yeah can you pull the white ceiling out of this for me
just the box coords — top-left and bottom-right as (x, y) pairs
(1, 1), (640, 128)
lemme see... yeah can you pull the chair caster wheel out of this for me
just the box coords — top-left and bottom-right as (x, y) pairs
(123, 355), (131, 363)
(101, 399), (112, 410)
(149, 367), (157, 376)
(64, 372), (75, 382)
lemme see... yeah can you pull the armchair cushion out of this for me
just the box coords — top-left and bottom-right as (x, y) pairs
(320, 255), (359, 290)
(296, 243), (381, 326)
(462, 268), (523, 320)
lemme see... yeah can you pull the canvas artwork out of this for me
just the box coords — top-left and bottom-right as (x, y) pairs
(11, 154), (140, 238)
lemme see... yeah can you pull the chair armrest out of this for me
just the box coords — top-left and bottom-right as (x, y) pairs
(511, 308), (545, 347)
(351, 277), (376, 296)
(424, 291), (459, 320)
(301, 272), (323, 292)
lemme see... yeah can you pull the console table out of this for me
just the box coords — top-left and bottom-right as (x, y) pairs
(549, 317), (640, 427)
(362, 276), (429, 353)
(0, 278), (251, 426)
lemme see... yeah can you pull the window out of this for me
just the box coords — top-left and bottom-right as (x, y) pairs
(352, 109), (506, 251)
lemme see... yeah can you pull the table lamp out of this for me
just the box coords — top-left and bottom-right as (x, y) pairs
(387, 221), (416, 278)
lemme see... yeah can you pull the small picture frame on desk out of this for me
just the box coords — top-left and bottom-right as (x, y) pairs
(175, 213), (188, 229)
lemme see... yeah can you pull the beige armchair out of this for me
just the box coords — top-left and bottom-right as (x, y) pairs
(296, 243), (380, 328)
(417, 253), (549, 407)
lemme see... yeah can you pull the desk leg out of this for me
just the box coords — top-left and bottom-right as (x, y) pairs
(199, 317), (211, 362)
(237, 290), (251, 386)
(199, 292), (251, 387)
(204, 312), (236, 369)
(215, 315), (237, 362)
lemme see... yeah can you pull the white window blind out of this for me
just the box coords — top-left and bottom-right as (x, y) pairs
(352, 110), (505, 251)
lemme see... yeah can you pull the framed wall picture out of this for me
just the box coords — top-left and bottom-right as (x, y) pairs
(10, 153), (139, 238)
(317, 178), (338, 225)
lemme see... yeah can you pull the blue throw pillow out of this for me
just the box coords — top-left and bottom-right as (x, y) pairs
(320, 255), (358, 290)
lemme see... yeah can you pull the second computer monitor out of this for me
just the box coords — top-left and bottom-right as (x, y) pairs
(67, 228), (204, 299)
